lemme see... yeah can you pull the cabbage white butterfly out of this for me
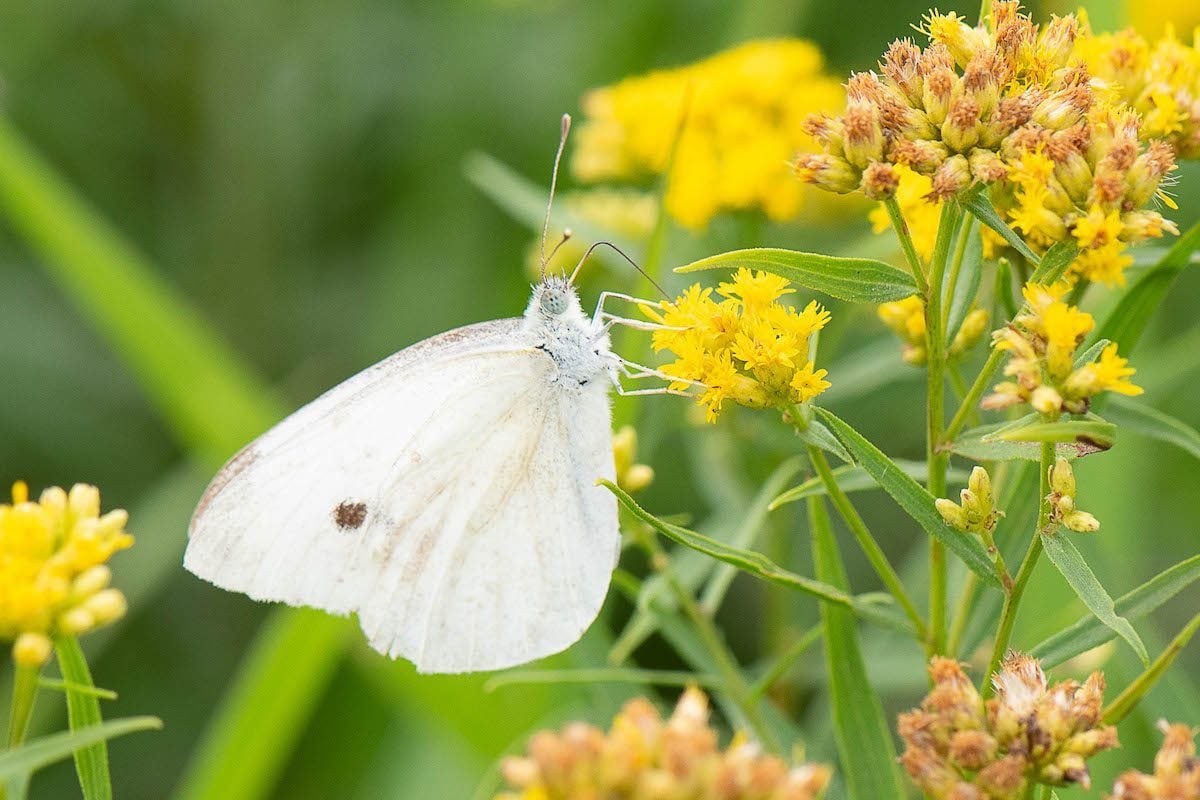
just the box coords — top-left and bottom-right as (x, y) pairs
(184, 116), (683, 673)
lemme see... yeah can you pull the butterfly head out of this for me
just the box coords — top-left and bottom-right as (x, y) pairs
(532, 275), (582, 319)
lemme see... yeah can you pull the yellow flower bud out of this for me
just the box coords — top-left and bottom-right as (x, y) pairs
(1063, 510), (1100, 533)
(935, 498), (968, 530)
(12, 632), (53, 667)
(1049, 457), (1076, 498)
(71, 565), (113, 600)
(58, 607), (95, 636)
(84, 589), (128, 626)
(1031, 385), (1063, 414)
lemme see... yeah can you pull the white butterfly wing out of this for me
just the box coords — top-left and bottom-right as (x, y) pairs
(184, 318), (619, 673)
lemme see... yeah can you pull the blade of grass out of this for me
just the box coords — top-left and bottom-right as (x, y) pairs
(0, 718), (162, 783)
(54, 637), (111, 800)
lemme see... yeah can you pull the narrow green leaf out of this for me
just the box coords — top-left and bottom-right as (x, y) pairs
(994, 258), (1018, 319)
(600, 480), (914, 634)
(946, 221), (983, 343)
(770, 459), (968, 510)
(1032, 555), (1200, 667)
(812, 407), (1000, 586)
(55, 637), (111, 800)
(995, 418), (1115, 450)
(674, 248), (917, 303)
(1074, 338), (1111, 368)
(1039, 532), (1149, 664)
(173, 610), (351, 800)
(462, 151), (641, 258)
(961, 188), (1039, 264)
(807, 496), (905, 800)
(35, 679), (117, 701)
(795, 418), (852, 464)
(1105, 397), (1200, 462)
(1103, 612), (1200, 724)
(1029, 241), (1079, 285)
(1093, 220), (1200, 354)
(0, 718), (162, 781)
(953, 416), (1096, 461)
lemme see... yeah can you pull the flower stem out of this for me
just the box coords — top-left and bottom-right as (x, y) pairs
(882, 197), (929, 295)
(982, 440), (1054, 696)
(807, 445), (928, 642)
(1103, 610), (1200, 724)
(6, 663), (40, 748)
(941, 215), (975, 336)
(945, 346), (1004, 443)
(946, 571), (979, 658)
(926, 200), (964, 655)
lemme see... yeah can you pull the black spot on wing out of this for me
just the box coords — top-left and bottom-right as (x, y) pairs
(334, 501), (368, 531)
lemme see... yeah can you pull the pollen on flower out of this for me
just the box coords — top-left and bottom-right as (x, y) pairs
(643, 269), (830, 422)
(494, 687), (832, 800)
(983, 282), (1140, 415)
(572, 39), (851, 229)
(0, 481), (134, 666)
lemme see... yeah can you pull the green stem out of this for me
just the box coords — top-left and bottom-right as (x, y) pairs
(946, 572), (980, 658)
(807, 445), (928, 641)
(6, 663), (40, 749)
(945, 346), (1004, 444)
(882, 198), (929, 295)
(941, 216), (975, 336)
(749, 623), (824, 700)
(637, 531), (780, 752)
(926, 200), (964, 655)
(982, 440), (1054, 696)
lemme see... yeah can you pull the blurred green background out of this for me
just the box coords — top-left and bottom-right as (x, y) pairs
(1, 0), (1197, 797)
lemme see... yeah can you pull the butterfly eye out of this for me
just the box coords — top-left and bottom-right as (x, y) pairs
(539, 288), (569, 316)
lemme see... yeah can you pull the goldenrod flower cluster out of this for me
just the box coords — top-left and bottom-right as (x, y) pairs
(1078, 23), (1200, 158)
(1109, 720), (1200, 799)
(984, 282), (1141, 415)
(0, 482), (133, 667)
(572, 39), (845, 229)
(1047, 457), (1101, 533)
(877, 294), (989, 365)
(531, 189), (658, 279)
(936, 466), (1001, 535)
(613, 425), (655, 494)
(898, 654), (1118, 798)
(642, 269), (831, 422)
(796, 1), (1179, 287)
(495, 687), (832, 800)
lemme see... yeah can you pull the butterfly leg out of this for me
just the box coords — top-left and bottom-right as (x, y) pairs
(613, 384), (693, 397)
(592, 290), (661, 323)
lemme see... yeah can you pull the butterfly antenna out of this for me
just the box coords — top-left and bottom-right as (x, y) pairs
(544, 228), (574, 270)
(569, 241), (670, 300)
(539, 113), (572, 281)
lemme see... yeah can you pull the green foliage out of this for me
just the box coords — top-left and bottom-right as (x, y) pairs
(55, 637), (111, 800)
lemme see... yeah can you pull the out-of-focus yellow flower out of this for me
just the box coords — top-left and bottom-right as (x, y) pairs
(798, 2), (1180, 288)
(899, 654), (1117, 798)
(643, 269), (830, 422)
(573, 39), (846, 229)
(612, 426), (654, 494)
(0, 482), (133, 666)
(1110, 720), (1200, 798)
(984, 282), (1141, 415)
(495, 687), (832, 800)
(877, 294), (989, 365)
(529, 189), (659, 279)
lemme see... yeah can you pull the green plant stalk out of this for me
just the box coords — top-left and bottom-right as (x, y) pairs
(1102, 611), (1200, 725)
(5, 666), (39, 750)
(749, 622), (824, 700)
(636, 530), (780, 752)
(941, 216), (975, 335)
(926, 201), (964, 654)
(882, 197), (929, 295)
(56, 636), (111, 800)
(807, 445), (927, 641)
(946, 345), (1004, 444)
(946, 572), (980, 658)
(982, 440), (1053, 696)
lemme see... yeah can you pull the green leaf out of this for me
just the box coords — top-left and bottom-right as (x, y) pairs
(812, 407), (1000, 586)
(770, 460), (968, 510)
(995, 418), (1115, 450)
(600, 480), (914, 635)
(462, 151), (641, 258)
(1104, 612), (1200, 724)
(994, 258), (1018, 319)
(1074, 338), (1111, 368)
(946, 220), (982, 343)
(1040, 532), (1149, 664)
(1105, 397), (1200, 462)
(1029, 241), (1079, 285)
(1032, 555), (1200, 667)
(1093, 220), (1200, 355)
(674, 248), (917, 303)
(952, 415), (1101, 461)
(807, 496), (906, 800)
(0, 718), (162, 782)
(961, 188), (1039, 264)
(173, 609), (352, 800)
(55, 637), (111, 800)
(795, 418), (852, 464)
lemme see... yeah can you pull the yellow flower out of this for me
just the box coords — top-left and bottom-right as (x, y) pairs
(646, 271), (831, 421)
(0, 482), (133, 666)
(495, 687), (832, 800)
(573, 39), (848, 229)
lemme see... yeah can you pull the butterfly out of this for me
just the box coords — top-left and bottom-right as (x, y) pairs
(183, 115), (687, 673)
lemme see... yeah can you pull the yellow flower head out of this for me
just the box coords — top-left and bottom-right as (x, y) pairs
(0, 482), (133, 666)
(495, 687), (832, 800)
(573, 39), (848, 229)
(646, 270), (831, 422)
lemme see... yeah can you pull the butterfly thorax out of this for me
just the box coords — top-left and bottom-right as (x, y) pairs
(523, 277), (613, 389)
